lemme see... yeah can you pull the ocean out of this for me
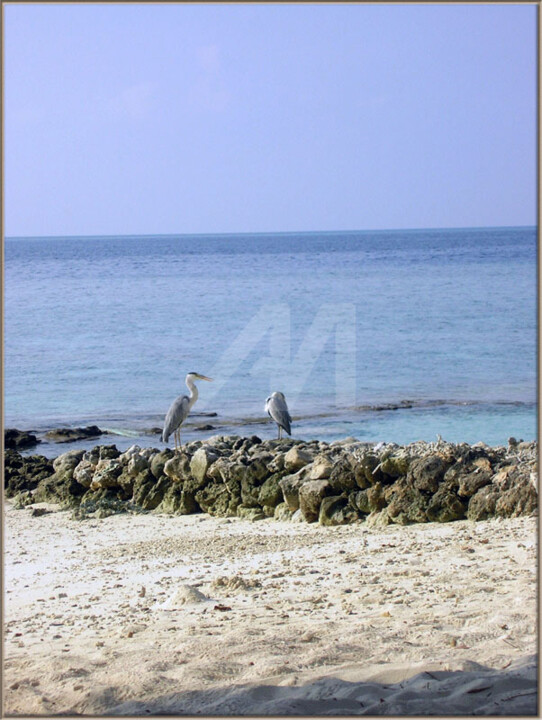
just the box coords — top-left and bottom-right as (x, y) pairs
(4, 227), (537, 457)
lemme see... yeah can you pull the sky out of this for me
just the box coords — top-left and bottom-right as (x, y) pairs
(4, 2), (538, 237)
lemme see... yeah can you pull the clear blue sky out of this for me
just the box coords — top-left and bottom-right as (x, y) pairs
(4, 2), (537, 236)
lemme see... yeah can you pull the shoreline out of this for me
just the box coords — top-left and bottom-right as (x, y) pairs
(4, 394), (538, 458)
(4, 503), (537, 715)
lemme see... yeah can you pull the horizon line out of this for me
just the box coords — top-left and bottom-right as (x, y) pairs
(4, 224), (537, 241)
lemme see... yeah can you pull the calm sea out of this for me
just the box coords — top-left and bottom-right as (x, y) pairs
(4, 227), (537, 456)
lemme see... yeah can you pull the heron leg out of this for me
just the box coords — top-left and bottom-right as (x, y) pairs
(278, 426), (282, 440)
(174, 429), (179, 453)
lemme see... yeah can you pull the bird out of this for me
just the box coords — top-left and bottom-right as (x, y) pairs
(265, 391), (292, 439)
(162, 372), (213, 451)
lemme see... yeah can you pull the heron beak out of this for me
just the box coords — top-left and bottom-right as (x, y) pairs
(199, 375), (213, 381)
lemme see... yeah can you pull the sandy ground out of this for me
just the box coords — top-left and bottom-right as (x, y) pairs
(3, 500), (538, 716)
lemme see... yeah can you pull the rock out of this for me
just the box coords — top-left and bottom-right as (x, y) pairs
(157, 484), (199, 515)
(468, 465), (538, 520)
(5, 437), (537, 526)
(467, 485), (499, 521)
(284, 447), (313, 473)
(118, 445), (145, 468)
(159, 585), (209, 608)
(318, 495), (360, 526)
(163, 454), (190, 482)
(308, 456), (334, 480)
(299, 480), (332, 523)
(207, 456), (234, 482)
(291, 509), (305, 523)
(425, 482), (467, 522)
(211, 575), (262, 593)
(131, 471), (158, 507)
(83, 447), (101, 467)
(267, 452), (285, 473)
(90, 459), (123, 490)
(195, 481), (240, 517)
(274, 502), (293, 521)
(386, 480), (429, 525)
(53, 450), (86, 477)
(365, 508), (392, 528)
(30, 507), (49, 517)
(494, 467), (538, 517)
(120, 444), (142, 459)
(378, 454), (410, 478)
(226, 461), (249, 484)
(140, 475), (171, 511)
(355, 451), (386, 486)
(241, 468), (268, 507)
(331, 436), (360, 446)
(206, 434), (239, 448)
(33, 462), (87, 506)
(45, 426), (103, 443)
(257, 473), (283, 509)
(328, 456), (358, 493)
(4, 429), (40, 450)
(237, 505), (266, 521)
(457, 468), (493, 498)
(73, 460), (95, 488)
(407, 455), (452, 493)
(126, 453), (150, 478)
(35, 450), (88, 506)
(190, 447), (219, 483)
(98, 445), (121, 461)
(278, 471), (307, 511)
(246, 452), (274, 482)
(13, 491), (35, 508)
(4, 451), (54, 496)
(150, 449), (174, 480)
(352, 481), (387, 514)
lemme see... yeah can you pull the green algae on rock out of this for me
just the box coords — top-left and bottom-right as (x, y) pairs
(4, 436), (538, 525)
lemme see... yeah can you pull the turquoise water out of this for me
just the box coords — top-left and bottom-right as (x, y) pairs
(4, 227), (537, 454)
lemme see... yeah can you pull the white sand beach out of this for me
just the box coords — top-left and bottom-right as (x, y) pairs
(3, 501), (538, 716)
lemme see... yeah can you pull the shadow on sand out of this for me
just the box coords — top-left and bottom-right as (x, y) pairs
(86, 655), (537, 716)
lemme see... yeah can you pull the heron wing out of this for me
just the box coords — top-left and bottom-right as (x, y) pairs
(268, 394), (292, 435)
(162, 394), (190, 442)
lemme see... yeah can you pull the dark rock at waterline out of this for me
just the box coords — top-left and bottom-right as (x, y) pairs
(4, 437), (538, 525)
(143, 427), (164, 436)
(4, 450), (54, 495)
(44, 425), (104, 443)
(4, 429), (41, 450)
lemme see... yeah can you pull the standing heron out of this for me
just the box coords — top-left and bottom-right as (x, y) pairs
(162, 372), (213, 451)
(265, 391), (292, 439)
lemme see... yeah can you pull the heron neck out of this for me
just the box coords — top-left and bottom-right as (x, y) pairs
(186, 376), (198, 408)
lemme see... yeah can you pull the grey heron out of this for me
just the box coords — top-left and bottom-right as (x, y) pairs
(265, 391), (292, 439)
(162, 372), (213, 451)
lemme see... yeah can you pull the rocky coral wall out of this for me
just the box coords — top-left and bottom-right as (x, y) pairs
(4, 436), (538, 525)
